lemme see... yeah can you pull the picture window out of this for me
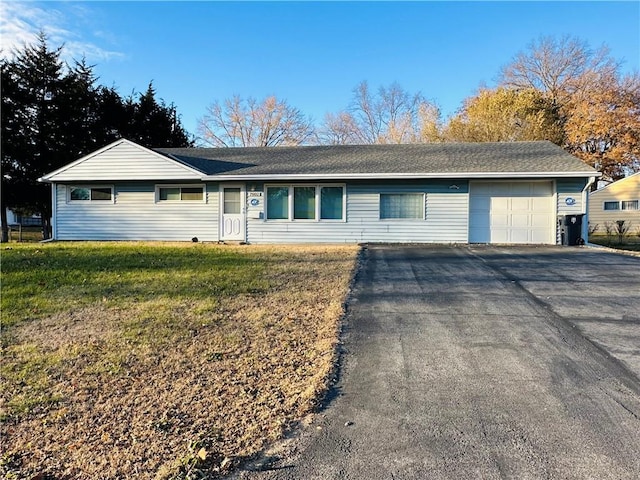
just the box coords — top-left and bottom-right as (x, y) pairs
(380, 193), (424, 219)
(265, 185), (345, 221)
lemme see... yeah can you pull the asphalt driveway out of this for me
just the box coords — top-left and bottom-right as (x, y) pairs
(234, 245), (640, 479)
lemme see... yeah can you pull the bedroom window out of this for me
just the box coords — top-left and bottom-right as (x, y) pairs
(265, 185), (345, 221)
(379, 193), (424, 219)
(603, 201), (620, 211)
(622, 200), (639, 211)
(69, 186), (113, 202)
(157, 185), (205, 202)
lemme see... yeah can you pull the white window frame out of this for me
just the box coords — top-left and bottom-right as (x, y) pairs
(264, 184), (346, 222)
(379, 192), (426, 220)
(155, 184), (207, 203)
(622, 200), (639, 211)
(67, 185), (114, 204)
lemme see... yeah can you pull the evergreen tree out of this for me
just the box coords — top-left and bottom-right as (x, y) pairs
(1, 34), (194, 241)
(1, 32), (66, 240)
(130, 83), (193, 148)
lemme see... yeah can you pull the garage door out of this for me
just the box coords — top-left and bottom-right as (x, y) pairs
(469, 181), (554, 244)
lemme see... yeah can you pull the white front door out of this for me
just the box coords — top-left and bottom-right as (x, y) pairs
(220, 185), (246, 241)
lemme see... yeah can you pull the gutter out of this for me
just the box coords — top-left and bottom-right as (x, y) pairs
(199, 171), (600, 182)
(35, 171), (600, 183)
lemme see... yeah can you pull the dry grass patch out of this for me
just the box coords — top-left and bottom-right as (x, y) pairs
(1, 243), (359, 479)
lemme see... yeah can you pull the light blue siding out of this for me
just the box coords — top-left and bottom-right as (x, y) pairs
(47, 141), (203, 182)
(556, 178), (589, 243)
(55, 183), (219, 241)
(557, 178), (588, 215)
(246, 181), (469, 244)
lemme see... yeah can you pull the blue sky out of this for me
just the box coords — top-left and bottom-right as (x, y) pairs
(1, 1), (639, 141)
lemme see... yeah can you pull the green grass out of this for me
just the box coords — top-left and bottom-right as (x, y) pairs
(589, 235), (640, 252)
(1, 242), (271, 420)
(1, 242), (270, 329)
(1, 242), (359, 479)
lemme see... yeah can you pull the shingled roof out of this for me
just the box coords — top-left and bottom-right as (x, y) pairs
(155, 141), (597, 179)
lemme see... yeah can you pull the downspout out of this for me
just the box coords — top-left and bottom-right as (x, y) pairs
(50, 182), (57, 241)
(582, 176), (596, 243)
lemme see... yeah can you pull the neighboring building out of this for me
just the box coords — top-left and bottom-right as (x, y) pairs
(588, 172), (640, 233)
(4, 208), (42, 226)
(39, 139), (598, 245)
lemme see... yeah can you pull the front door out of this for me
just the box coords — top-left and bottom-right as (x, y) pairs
(220, 185), (246, 241)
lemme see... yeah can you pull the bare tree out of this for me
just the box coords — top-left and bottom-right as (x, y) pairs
(499, 35), (619, 106)
(320, 81), (441, 145)
(197, 95), (315, 147)
(319, 111), (361, 145)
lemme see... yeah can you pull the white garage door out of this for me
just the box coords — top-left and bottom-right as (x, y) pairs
(469, 181), (554, 244)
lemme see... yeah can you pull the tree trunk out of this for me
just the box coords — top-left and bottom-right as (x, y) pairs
(41, 214), (51, 240)
(1, 206), (8, 243)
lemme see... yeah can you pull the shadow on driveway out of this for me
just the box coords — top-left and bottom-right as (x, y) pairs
(232, 245), (640, 480)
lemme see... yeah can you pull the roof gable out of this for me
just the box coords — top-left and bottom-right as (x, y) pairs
(40, 139), (205, 182)
(589, 172), (640, 197)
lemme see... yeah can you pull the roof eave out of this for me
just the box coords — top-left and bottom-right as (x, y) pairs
(201, 171), (600, 181)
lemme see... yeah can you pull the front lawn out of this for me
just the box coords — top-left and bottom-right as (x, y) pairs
(0, 242), (358, 479)
(589, 235), (640, 252)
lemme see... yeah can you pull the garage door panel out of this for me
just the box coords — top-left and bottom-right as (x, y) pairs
(511, 197), (531, 210)
(469, 181), (553, 244)
(492, 214), (510, 227)
(492, 197), (510, 210)
(531, 213), (551, 227)
(510, 183), (533, 195)
(511, 230), (530, 243)
(511, 214), (530, 228)
(491, 229), (510, 243)
(531, 229), (552, 243)
(532, 197), (550, 209)
(531, 182), (553, 195)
